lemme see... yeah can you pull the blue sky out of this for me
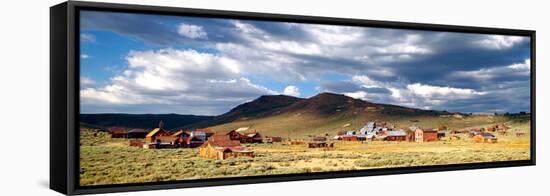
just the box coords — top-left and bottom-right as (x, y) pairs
(79, 11), (531, 115)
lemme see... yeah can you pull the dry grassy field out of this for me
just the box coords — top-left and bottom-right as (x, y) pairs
(79, 117), (530, 186)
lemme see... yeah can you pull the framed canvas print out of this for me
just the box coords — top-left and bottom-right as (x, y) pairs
(50, 1), (536, 195)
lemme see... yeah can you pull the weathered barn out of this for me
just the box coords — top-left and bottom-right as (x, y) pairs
(473, 133), (498, 143)
(198, 136), (254, 160)
(341, 135), (359, 141)
(385, 130), (407, 141)
(109, 127), (127, 138)
(415, 128), (438, 142)
(181, 130), (212, 148)
(225, 130), (263, 143)
(127, 129), (149, 138)
(242, 132), (263, 143)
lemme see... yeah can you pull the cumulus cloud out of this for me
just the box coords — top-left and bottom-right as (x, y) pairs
(177, 23), (208, 39)
(449, 59), (531, 83)
(80, 54), (90, 59)
(81, 48), (277, 115)
(283, 86), (301, 97)
(80, 77), (96, 85)
(475, 35), (528, 50)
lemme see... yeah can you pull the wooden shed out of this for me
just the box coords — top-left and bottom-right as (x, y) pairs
(341, 135), (359, 141)
(415, 128), (438, 142)
(198, 137), (254, 160)
(109, 127), (127, 138)
(473, 133), (498, 143)
(127, 129), (149, 138)
(385, 130), (407, 141)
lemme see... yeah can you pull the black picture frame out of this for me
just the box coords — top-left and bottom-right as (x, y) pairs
(50, 1), (536, 195)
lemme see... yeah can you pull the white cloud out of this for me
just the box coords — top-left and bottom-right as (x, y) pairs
(352, 75), (383, 88)
(406, 83), (485, 98)
(283, 86), (301, 97)
(80, 33), (96, 42)
(450, 59), (531, 81)
(81, 48), (277, 114)
(344, 91), (367, 100)
(509, 59), (531, 70)
(177, 23), (207, 39)
(80, 77), (96, 85)
(349, 74), (489, 109)
(80, 54), (89, 59)
(475, 35), (527, 49)
(376, 35), (432, 55)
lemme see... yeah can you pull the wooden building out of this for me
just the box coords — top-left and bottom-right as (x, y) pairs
(145, 121), (172, 143)
(109, 127), (127, 138)
(127, 129), (149, 138)
(341, 135), (359, 141)
(198, 136), (254, 160)
(385, 130), (407, 141)
(415, 128), (438, 142)
(472, 133), (498, 143)
(226, 130), (263, 143)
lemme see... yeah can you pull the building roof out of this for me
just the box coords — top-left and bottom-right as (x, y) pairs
(219, 146), (253, 153)
(146, 128), (163, 137)
(386, 130), (407, 136)
(109, 127), (126, 134)
(247, 132), (261, 137)
(235, 127), (250, 133)
(128, 129), (148, 133)
(420, 128), (437, 132)
(172, 130), (184, 137)
(202, 140), (242, 148)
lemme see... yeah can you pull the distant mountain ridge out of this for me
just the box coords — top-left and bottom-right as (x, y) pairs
(182, 92), (450, 130)
(81, 93), (452, 131)
(80, 113), (213, 129)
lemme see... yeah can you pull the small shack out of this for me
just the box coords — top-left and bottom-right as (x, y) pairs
(415, 128), (438, 142)
(242, 132), (263, 143)
(385, 130), (407, 141)
(341, 135), (359, 141)
(198, 136), (254, 160)
(109, 127), (127, 138)
(127, 129), (149, 138)
(473, 133), (498, 143)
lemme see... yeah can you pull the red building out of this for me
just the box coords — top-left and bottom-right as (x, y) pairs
(415, 128), (438, 142)
(385, 130), (407, 141)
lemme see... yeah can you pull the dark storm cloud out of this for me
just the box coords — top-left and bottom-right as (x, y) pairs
(81, 11), (248, 46)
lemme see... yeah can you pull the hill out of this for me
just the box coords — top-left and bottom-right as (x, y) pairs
(186, 92), (477, 138)
(181, 95), (302, 129)
(80, 113), (213, 129)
